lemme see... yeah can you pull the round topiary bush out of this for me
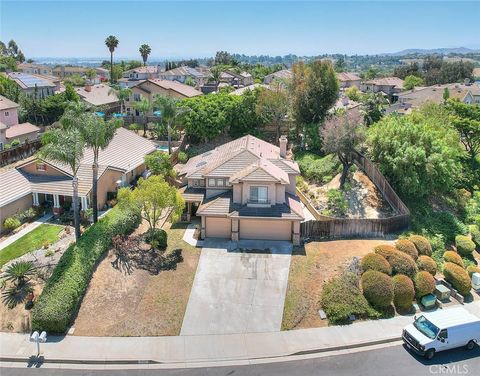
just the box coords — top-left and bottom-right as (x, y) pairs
(455, 235), (475, 256)
(361, 270), (394, 308)
(145, 228), (168, 249)
(360, 253), (392, 275)
(444, 262), (471, 296)
(469, 224), (480, 249)
(374, 245), (418, 278)
(392, 274), (415, 310)
(409, 235), (432, 256)
(395, 239), (418, 260)
(443, 251), (464, 268)
(466, 265), (480, 277)
(413, 271), (436, 298)
(417, 255), (437, 276)
(3, 217), (21, 232)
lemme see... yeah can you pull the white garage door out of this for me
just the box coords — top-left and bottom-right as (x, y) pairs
(240, 219), (292, 241)
(205, 217), (231, 238)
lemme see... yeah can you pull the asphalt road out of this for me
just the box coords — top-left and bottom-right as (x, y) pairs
(1, 344), (479, 376)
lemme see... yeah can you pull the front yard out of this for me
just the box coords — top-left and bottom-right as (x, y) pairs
(72, 221), (201, 336)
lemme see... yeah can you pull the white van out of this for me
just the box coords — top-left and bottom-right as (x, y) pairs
(402, 307), (480, 359)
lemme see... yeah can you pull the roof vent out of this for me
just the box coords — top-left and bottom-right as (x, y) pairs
(196, 161), (207, 167)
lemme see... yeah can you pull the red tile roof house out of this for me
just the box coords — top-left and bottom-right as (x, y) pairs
(177, 135), (304, 245)
(0, 95), (40, 151)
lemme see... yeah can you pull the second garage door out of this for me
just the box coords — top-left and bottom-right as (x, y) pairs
(239, 219), (292, 241)
(205, 217), (231, 238)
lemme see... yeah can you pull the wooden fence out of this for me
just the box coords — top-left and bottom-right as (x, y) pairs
(300, 150), (410, 240)
(0, 140), (41, 167)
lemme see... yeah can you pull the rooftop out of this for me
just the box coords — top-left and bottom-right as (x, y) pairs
(337, 72), (361, 82)
(396, 83), (480, 108)
(5, 122), (40, 139)
(75, 84), (119, 106)
(0, 95), (19, 111)
(364, 77), (404, 89)
(144, 79), (203, 98)
(7, 72), (57, 89)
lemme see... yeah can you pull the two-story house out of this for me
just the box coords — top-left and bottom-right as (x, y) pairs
(17, 63), (53, 76)
(158, 66), (208, 88)
(177, 135), (304, 245)
(7, 72), (60, 98)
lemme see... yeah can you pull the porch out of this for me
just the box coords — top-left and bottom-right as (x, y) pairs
(32, 192), (90, 214)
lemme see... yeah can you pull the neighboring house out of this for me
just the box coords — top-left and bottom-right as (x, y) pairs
(158, 66), (208, 88)
(75, 84), (120, 113)
(0, 128), (156, 232)
(337, 72), (361, 89)
(123, 65), (160, 81)
(0, 95), (40, 150)
(361, 77), (404, 98)
(220, 71), (254, 88)
(52, 66), (109, 83)
(263, 69), (292, 85)
(6, 72), (60, 98)
(177, 135), (304, 245)
(127, 79), (202, 115)
(17, 63), (53, 76)
(230, 84), (268, 96)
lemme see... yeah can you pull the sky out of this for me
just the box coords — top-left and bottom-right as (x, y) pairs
(1, 0), (480, 59)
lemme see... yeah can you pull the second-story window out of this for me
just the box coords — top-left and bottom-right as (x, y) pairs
(216, 179), (224, 187)
(4, 111), (9, 117)
(250, 186), (268, 204)
(208, 178), (216, 187)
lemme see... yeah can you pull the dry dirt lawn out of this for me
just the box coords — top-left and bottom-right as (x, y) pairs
(282, 238), (393, 330)
(72, 222), (201, 336)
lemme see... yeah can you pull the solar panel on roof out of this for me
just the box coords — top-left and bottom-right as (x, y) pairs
(14, 73), (50, 88)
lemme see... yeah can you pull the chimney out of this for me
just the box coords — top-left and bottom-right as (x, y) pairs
(84, 84), (92, 92)
(279, 135), (287, 158)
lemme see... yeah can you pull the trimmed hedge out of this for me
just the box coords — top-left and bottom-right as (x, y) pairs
(470, 224), (480, 249)
(395, 239), (418, 260)
(392, 274), (415, 310)
(31, 207), (141, 333)
(413, 271), (436, 298)
(360, 253), (392, 275)
(417, 255), (437, 276)
(444, 262), (472, 296)
(466, 265), (480, 277)
(374, 245), (418, 278)
(361, 270), (394, 308)
(409, 235), (432, 256)
(443, 251), (464, 268)
(145, 228), (168, 249)
(455, 235), (475, 256)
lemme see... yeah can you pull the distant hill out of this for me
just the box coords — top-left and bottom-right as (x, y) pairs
(389, 47), (480, 56)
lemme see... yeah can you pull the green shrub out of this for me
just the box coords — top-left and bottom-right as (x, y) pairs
(295, 152), (342, 185)
(408, 235), (432, 256)
(392, 274), (415, 310)
(413, 271), (436, 298)
(145, 228), (167, 249)
(455, 235), (475, 256)
(31, 206), (141, 333)
(443, 262), (471, 296)
(443, 251), (464, 268)
(321, 272), (380, 324)
(416, 255), (437, 276)
(10, 138), (21, 147)
(326, 189), (348, 217)
(395, 239), (418, 260)
(177, 151), (188, 164)
(469, 224), (480, 249)
(3, 217), (21, 232)
(128, 123), (140, 132)
(466, 265), (480, 277)
(360, 253), (392, 275)
(17, 208), (37, 223)
(361, 270), (394, 308)
(374, 245), (418, 278)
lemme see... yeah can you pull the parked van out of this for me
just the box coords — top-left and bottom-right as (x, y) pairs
(402, 307), (480, 359)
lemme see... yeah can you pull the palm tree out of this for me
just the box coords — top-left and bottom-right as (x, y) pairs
(38, 111), (86, 240)
(139, 44), (152, 66)
(80, 114), (118, 223)
(109, 84), (132, 114)
(153, 95), (188, 154)
(210, 66), (222, 92)
(3, 261), (35, 286)
(133, 97), (152, 137)
(105, 35), (119, 84)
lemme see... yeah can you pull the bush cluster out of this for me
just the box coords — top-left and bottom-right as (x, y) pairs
(408, 235), (432, 256)
(374, 245), (418, 278)
(361, 270), (394, 308)
(413, 271), (436, 298)
(145, 228), (168, 249)
(294, 152), (342, 185)
(455, 235), (475, 256)
(2, 208), (37, 233)
(469, 224), (480, 249)
(443, 262), (471, 296)
(416, 255), (437, 276)
(31, 206), (141, 333)
(395, 239), (418, 260)
(360, 253), (392, 275)
(3, 217), (21, 232)
(443, 251), (464, 268)
(466, 265), (480, 277)
(392, 274), (415, 310)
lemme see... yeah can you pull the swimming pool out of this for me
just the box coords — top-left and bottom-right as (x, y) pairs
(156, 145), (169, 152)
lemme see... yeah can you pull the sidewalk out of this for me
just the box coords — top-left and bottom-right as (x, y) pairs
(0, 213), (54, 251)
(1, 301), (478, 366)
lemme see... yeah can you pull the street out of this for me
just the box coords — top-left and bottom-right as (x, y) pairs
(1, 344), (479, 376)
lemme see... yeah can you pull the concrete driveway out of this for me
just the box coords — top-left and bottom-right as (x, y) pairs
(180, 239), (292, 335)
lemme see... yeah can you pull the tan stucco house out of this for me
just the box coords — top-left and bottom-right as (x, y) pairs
(177, 135), (304, 245)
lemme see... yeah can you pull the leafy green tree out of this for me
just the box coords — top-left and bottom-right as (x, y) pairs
(229, 88), (263, 138)
(360, 92), (387, 125)
(344, 86), (362, 102)
(139, 44), (151, 66)
(153, 95), (187, 153)
(0, 75), (21, 102)
(403, 75), (425, 90)
(105, 35), (119, 84)
(393, 62), (422, 79)
(133, 97), (152, 136)
(184, 77), (196, 87)
(446, 100), (480, 160)
(210, 66), (222, 92)
(214, 51), (236, 65)
(364, 67), (379, 80)
(109, 84), (132, 113)
(85, 68), (97, 84)
(334, 56), (346, 72)
(443, 87), (450, 102)
(145, 151), (174, 177)
(255, 82), (288, 141)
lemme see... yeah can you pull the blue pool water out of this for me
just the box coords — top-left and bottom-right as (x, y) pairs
(156, 145), (169, 152)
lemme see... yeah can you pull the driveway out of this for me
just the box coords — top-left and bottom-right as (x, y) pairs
(180, 239), (292, 335)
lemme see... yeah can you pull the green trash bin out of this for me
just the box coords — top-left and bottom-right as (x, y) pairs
(421, 294), (437, 309)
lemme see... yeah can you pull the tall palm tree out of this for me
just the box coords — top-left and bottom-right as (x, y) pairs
(105, 35), (119, 84)
(153, 95), (188, 154)
(210, 66), (222, 92)
(109, 84), (132, 113)
(80, 114), (118, 223)
(133, 97), (152, 137)
(139, 44), (152, 66)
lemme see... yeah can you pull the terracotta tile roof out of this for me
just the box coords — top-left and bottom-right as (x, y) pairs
(396, 83), (480, 108)
(127, 66), (159, 74)
(147, 79), (203, 98)
(75, 84), (119, 106)
(5, 123), (40, 139)
(0, 168), (31, 207)
(159, 66), (205, 78)
(178, 186), (205, 202)
(337, 72), (361, 82)
(364, 77), (404, 89)
(0, 95), (20, 111)
(229, 159), (289, 184)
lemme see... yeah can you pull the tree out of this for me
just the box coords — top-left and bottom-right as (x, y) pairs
(210, 66), (222, 92)
(153, 95), (187, 153)
(403, 75), (424, 91)
(139, 44), (151, 66)
(85, 68), (97, 84)
(0, 75), (21, 102)
(344, 86), (362, 102)
(334, 56), (346, 72)
(393, 62), (421, 80)
(445, 100), (480, 160)
(360, 92), (387, 125)
(109, 84), (132, 113)
(322, 111), (365, 188)
(117, 175), (184, 231)
(443, 87), (450, 102)
(133, 97), (152, 136)
(364, 67), (379, 80)
(214, 51), (235, 65)
(145, 151), (174, 177)
(184, 77), (196, 87)
(105, 35), (119, 84)
(255, 83), (288, 141)
(79, 113), (118, 223)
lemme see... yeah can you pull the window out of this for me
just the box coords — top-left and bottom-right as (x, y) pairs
(250, 186), (268, 204)
(4, 111), (9, 117)
(36, 162), (47, 172)
(133, 93), (141, 102)
(438, 329), (448, 341)
(216, 179), (224, 187)
(208, 178), (216, 187)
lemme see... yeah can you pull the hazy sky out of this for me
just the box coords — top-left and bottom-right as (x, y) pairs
(1, 0), (479, 59)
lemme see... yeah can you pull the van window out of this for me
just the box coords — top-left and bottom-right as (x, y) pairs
(438, 329), (448, 340)
(414, 315), (439, 339)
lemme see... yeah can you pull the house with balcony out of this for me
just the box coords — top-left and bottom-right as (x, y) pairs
(177, 135), (304, 245)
